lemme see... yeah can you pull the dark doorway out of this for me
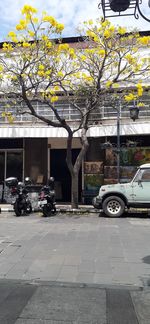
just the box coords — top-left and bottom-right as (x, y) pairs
(50, 149), (82, 202)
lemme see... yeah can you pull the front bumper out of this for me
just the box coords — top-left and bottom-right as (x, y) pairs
(92, 196), (102, 209)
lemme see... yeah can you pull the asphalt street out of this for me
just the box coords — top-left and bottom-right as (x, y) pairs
(0, 211), (149, 323)
(0, 279), (144, 324)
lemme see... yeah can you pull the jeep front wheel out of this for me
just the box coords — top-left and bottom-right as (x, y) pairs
(102, 196), (125, 217)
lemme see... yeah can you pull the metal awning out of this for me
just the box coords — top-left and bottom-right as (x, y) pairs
(0, 122), (149, 138)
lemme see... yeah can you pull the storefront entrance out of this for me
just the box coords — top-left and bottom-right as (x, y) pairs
(0, 149), (23, 202)
(0, 150), (23, 182)
(50, 149), (82, 202)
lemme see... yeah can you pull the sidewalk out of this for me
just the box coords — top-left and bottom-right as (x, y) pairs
(0, 203), (150, 216)
(0, 203), (97, 213)
(0, 279), (149, 324)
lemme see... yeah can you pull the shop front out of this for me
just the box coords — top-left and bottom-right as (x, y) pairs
(84, 135), (150, 204)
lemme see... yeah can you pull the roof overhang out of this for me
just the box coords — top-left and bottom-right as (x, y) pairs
(0, 121), (149, 138)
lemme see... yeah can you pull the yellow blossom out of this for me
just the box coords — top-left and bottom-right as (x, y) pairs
(8, 116), (14, 123)
(8, 31), (16, 38)
(3, 43), (13, 51)
(56, 23), (64, 32)
(112, 83), (119, 88)
(137, 102), (145, 107)
(93, 35), (99, 42)
(82, 73), (93, 82)
(124, 93), (136, 102)
(28, 30), (35, 37)
(51, 96), (58, 103)
(0, 65), (3, 72)
(45, 70), (51, 76)
(81, 55), (86, 61)
(54, 86), (59, 91)
(104, 29), (111, 38)
(37, 70), (45, 77)
(73, 72), (81, 78)
(2, 112), (6, 118)
(88, 19), (93, 25)
(102, 20), (110, 28)
(109, 26), (115, 33)
(20, 19), (27, 28)
(16, 24), (25, 31)
(33, 17), (39, 24)
(98, 49), (105, 56)
(118, 27), (126, 35)
(38, 64), (45, 70)
(69, 48), (76, 59)
(125, 54), (136, 65)
(58, 43), (70, 51)
(42, 35), (48, 41)
(21, 5), (37, 15)
(23, 42), (30, 48)
(12, 75), (18, 81)
(106, 80), (112, 87)
(12, 37), (18, 43)
(57, 71), (64, 77)
(133, 64), (142, 72)
(46, 41), (52, 48)
(139, 36), (150, 45)
(136, 83), (143, 97)
(86, 30), (95, 38)
(42, 15), (57, 27)
(49, 90), (55, 95)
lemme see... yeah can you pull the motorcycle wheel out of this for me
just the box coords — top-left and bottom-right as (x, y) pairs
(51, 206), (56, 215)
(14, 201), (22, 217)
(25, 204), (32, 214)
(42, 204), (53, 217)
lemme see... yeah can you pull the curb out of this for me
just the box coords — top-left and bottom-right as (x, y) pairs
(1, 207), (13, 212)
(0, 278), (142, 291)
(0, 205), (99, 214)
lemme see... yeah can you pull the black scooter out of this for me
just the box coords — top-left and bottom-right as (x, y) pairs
(38, 177), (56, 217)
(5, 177), (32, 216)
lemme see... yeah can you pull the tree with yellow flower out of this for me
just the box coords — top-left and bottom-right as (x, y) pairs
(0, 6), (150, 208)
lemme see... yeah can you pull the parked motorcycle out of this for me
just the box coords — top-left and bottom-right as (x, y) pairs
(38, 177), (56, 217)
(5, 177), (32, 216)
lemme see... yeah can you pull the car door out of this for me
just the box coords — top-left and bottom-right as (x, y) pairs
(132, 168), (150, 203)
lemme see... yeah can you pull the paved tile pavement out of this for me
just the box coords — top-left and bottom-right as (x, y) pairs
(0, 212), (149, 322)
(0, 212), (149, 287)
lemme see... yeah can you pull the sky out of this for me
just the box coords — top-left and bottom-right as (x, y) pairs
(0, 0), (149, 41)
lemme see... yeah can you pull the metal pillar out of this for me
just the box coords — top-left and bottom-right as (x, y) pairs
(116, 105), (121, 183)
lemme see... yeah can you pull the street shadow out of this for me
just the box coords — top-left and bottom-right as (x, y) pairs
(142, 255), (150, 264)
(99, 211), (150, 219)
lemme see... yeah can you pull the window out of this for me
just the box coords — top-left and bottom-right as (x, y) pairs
(134, 169), (150, 182)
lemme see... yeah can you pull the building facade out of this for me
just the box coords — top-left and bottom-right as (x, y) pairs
(0, 35), (150, 203)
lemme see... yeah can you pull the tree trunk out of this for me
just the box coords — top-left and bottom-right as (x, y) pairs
(65, 126), (89, 209)
(71, 173), (79, 209)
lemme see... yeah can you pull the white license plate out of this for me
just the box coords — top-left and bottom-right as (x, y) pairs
(39, 200), (47, 206)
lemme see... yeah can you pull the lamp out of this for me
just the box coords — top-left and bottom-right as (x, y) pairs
(109, 0), (130, 12)
(99, 0), (150, 23)
(129, 106), (139, 121)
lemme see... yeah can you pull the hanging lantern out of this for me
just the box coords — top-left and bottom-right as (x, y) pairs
(109, 0), (130, 12)
(129, 107), (139, 121)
